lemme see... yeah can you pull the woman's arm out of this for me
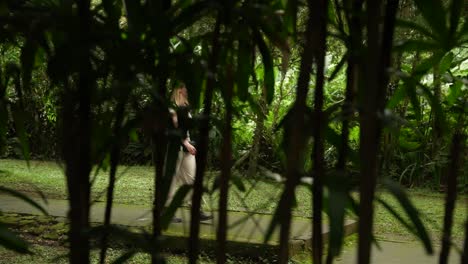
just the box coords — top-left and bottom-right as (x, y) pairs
(169, 108), (178, 128)
(182, 138), (196, 155)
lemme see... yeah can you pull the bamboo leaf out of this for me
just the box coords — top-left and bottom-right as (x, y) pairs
(414, 53), (444, 76)
(263, 205), (280, 243)
(112, 250), (137, 264)
(395, 19), (437, 40)
(123, 0), (144, 37)
(446, 80), (462, 105)
(0, 100), (7, 148)
(253, 29), (275, 104)
(448, 0), (463, 38)
(419, 83), (447, 135)
(328, 52), (347, 81)
(377, 198), (415, 233)
(325, 126), (359, 166)
(284, 0), (298, 36)
(162, 133), (182, 203)
(404, 79), (422, 120)
(231, 174), (246, 192)
(381, 179), (433, 254)
(103, 0), (122, 23)
(0, 186), (48, 215)
(413, 0), (447, 40)
(325, 173), (350, 257)
(439, 52), (454, 74)
(20, 39), (38, 92)
(89, 225), (151, 252)
(387, 84), (406, 109)
(0, 224), (30, 254)
(458, 17), (468, 42)
(236, 32), (252, 101)
(172, 0), (213, 34)
(161, 184), (192, 230)
(393, 40), (438, 53)
(9, 105), (30, 164)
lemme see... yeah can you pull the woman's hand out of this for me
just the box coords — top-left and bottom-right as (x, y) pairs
(183, 139), (197, 155)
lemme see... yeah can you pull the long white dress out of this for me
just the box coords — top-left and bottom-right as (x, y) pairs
(166, 111), (196, 206)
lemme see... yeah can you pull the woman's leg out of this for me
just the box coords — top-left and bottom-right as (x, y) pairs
(165, 149), (184, 207)
(178, 152), (196, 204)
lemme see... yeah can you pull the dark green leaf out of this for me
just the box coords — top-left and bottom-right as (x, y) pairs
(103, 0), (122, 23)
(325, 173), (350, 257)
(458, 17), (468, 43)
(162, 134), (181, 203)
(413, 0), (447, 40)
(161, 185), (192, 229)
(0, 224), (30, 254)
(231, 174), (246, 192)
(263, 204), (280, 243)
(387, 84), (406, 109)
(448, 0), (463, 38)
(123, 0), (144, 38)
(381, 178), (433, 254)
(20, 39), (38, 92)
(393, 40), (438, 53)
(328, 52), (347, 81)
(414, 53), (444, 76)
(395, 20), (437, 40)
(11, 104), (30, 164)
(0, 101), (7, 147)
(446, 80), (462, 105)
(112, 250), (137, 264)
(284, 0), (298, 36)
(439, 52), (454, 73)
(325, 126), (359, 166)
(404, 79), (422, 120)
(0, 1), (8, 16)
(419, 83), (447, 135)
(89, 225), (151, 252)
(236, 33), (252, 101)
(377, 198), (415, 233)
(172, 1), (213, 34)
(254, 29), (275, 104)
(0, 186), (48, 215)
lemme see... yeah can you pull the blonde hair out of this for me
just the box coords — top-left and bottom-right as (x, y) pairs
(171, 83), (189, 107)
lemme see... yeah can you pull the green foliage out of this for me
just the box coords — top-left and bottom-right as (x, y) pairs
(0, 0), (467, 262)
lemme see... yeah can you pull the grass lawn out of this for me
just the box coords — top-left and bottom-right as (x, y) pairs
(0, 244), (231, 264)
(0, 158), (466, 246)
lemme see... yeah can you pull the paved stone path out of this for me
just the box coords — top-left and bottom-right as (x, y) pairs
(335, 239), (461, 264)
(1, 194), (458, 263)
(0, 194), (356, 251)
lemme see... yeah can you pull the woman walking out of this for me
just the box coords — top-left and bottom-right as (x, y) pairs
(167, 83), (212, 222)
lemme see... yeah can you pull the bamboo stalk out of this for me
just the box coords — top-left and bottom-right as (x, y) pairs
(188, 15), (221, 264)
(439, 133), (464, 264)
(216, 65), (233, 264)
(311, 0), (329, 263)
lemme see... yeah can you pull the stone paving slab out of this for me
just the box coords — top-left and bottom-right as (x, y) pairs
(0, 194), (357, 256)
(335, 240), (461, 264)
